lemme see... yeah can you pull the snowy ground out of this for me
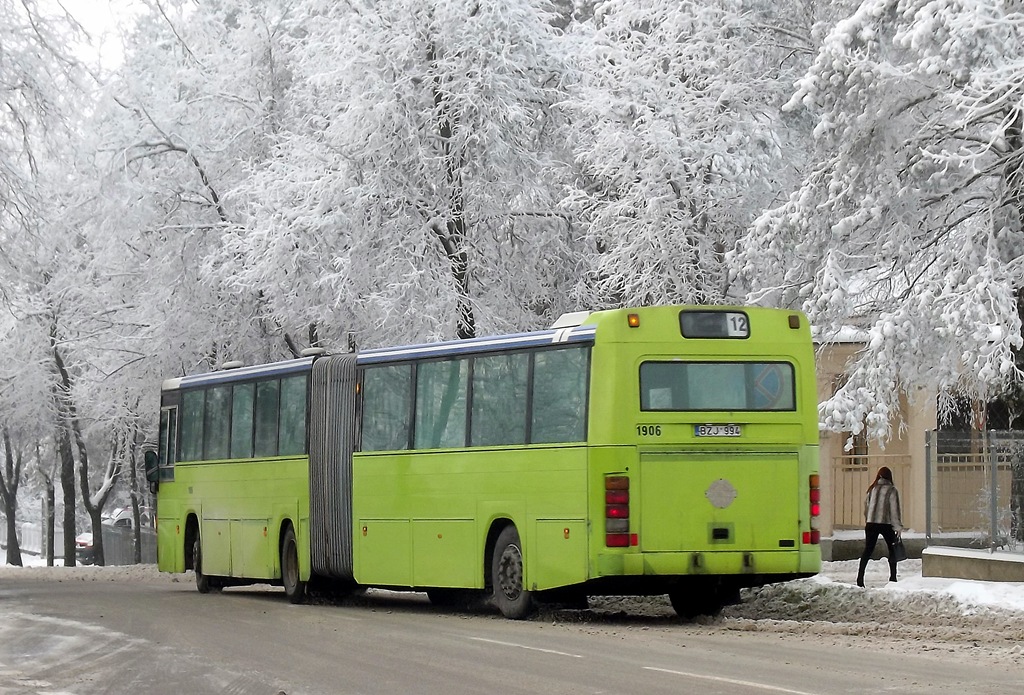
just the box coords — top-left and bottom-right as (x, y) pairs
(3, 556), (1024, 665)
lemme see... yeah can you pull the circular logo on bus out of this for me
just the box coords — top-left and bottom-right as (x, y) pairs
(705, 479), (738, 509)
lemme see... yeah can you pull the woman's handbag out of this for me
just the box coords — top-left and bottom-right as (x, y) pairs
(893, 537), (908, 562)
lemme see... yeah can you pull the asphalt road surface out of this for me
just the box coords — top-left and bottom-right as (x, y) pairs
(0, 574), (1020, 695)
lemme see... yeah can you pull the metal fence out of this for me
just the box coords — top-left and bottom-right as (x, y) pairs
(7, 522), (156, 565)
(830, 454), (913, 529)
(925, 430), (1024, 552)
(101, 524), (158, 565)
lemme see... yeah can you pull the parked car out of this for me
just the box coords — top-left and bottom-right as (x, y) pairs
(75, 507), (154, 564)
(75, 531), (95, 565)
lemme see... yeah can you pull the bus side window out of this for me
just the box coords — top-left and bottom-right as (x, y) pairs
(230, 383), (255, 458)
(279, 374), (308, 455)
(180, 390), (206, 461)
(362, 364), (412, 451)
(470, 352), (528, 447)
(204, 385), (231, 460)
(415, 359), (468, 449)
(254, 380), (281, 457)
(531, 347), (588, 444)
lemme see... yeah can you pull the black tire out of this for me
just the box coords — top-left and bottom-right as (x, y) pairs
(491, 525), (534, 619)
(281, 525), (306, 604)
(193, 535), (211, 594)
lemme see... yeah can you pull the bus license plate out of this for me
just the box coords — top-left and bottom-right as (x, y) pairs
(694, 424), (741, 437)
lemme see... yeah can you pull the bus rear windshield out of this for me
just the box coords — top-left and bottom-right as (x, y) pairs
(639, 361), (795, 412)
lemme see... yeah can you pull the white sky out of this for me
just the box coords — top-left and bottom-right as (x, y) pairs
(55, 0), (140, 68)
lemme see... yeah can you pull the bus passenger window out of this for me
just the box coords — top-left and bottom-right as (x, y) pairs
(361, 365), (412, 451)
(254, 380), (280, 457)
(531, 347), (588, 443)
(279, 375), (308, 456)
(470, 352), (528, 446)
(204, 385), (231, 460)
(180, 390), (206, 461)
(415, 359), (468, 449)
(230, 383), (255, 459)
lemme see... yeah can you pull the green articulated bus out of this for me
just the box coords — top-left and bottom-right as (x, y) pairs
(146, 305), (821, 619)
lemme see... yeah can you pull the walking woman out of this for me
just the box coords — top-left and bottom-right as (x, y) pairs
(856, 466), (903, 587)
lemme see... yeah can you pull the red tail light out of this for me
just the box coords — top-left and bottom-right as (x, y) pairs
(605, 475), (632, 547)
(806, 474), (821, 545)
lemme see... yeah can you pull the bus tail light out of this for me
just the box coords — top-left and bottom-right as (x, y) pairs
(606, 475), (632, 547)
(804, 474), (821, 545)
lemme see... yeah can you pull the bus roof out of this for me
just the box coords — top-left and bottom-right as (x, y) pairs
(162, 356), (316, 391)
(355, 325), (597, 365)
(160, 325), (597, 391)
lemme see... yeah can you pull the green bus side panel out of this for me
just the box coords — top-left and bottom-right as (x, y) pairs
(639, 452), (800, 553)
(412, 520), (477, 587)
(352, 447), (588, 591)
(156, 457), (310, 581)
(357, 520), (411, 586)
(532, 520), (588, 590)
(232, 519), (273, 579)
(202, 519), (232, 576)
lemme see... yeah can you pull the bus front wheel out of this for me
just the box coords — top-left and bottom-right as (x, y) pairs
(491, 525), (534, 619)
(281, 525), (306, 604)
(193, 536), (212, 594)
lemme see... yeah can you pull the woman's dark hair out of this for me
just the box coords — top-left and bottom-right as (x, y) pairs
(867, 466), (893, 492)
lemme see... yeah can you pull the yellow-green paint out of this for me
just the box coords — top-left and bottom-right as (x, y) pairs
(155, 456), (309, 582)
(155, 305), (820, 595)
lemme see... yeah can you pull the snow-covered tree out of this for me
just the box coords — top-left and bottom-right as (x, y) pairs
(733, 0), (1024, 440)
(563, 0), (807, 308)
(232, 0), (574, 346)
(87, 0), (304, 372)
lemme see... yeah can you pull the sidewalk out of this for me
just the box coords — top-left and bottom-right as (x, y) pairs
(825, 531), (1024, 582)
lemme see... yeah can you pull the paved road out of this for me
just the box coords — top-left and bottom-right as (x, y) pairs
(0, 576), (1019, 694)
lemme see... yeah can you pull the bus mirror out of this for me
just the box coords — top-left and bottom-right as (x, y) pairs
(144, 450), (160, 487)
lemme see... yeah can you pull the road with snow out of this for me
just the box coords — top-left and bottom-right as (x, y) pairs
(0, 561), (1021, 694)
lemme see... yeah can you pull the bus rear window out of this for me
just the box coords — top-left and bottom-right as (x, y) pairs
(639, 361), (795, 412)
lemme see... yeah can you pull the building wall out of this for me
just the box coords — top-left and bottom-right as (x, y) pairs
(816, 342), (937, 535)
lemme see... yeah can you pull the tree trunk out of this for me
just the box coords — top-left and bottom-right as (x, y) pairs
(429, 39), (476, 341)
(2, 429), (24, 566)
(57, 425), (76, 567)
(127, 437), (143, 564)
(44, 481), (55, 567)
(4, 514), (21, 566)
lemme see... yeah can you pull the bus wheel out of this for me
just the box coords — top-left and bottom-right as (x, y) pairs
(193, 536), (211, 594)
(491, 526), (534, 619)
(668, 585), (723, 619)
(281, 525), (306, 604)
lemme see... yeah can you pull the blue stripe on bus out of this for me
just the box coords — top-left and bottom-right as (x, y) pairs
(356, 326), (597, 365)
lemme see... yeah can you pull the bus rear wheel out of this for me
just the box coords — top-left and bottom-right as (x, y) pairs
(281, 525), (306, 604)
(491, 525), (534, 619)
